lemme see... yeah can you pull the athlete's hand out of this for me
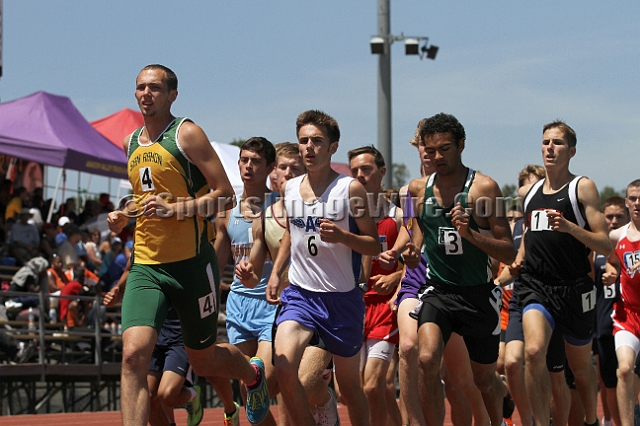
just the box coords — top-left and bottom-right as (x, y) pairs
(370, 273), (400, 296)
(451, 203), (471, 239)
(388, 293), (398, 313)
(235, 260), (259, 288)
(601, 270), (618, 286)
(508, 259), (523, 278)
(403, 242), (420, 269)
(319, 219), (344, 244)
(546, 209), (571, 233)
(378, 249), (398, 270)
(103, 285), (123, 308)
(107, 210), (130, 234)
(266, 275), (282, 305)
(142, 194), (174, 219)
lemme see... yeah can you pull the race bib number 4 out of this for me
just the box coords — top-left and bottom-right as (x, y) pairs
(139, 166), (155, 192)
(438, 227), (463, 255)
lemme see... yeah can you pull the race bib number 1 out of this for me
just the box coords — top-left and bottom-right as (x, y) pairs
(530, 209), (552, 231)
(582, 288), (596, 312)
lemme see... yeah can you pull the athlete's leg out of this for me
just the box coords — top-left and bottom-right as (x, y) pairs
(185, 343), (258, 384)
(334, 352), (370, 426)
(616, 331), (639, 426)
(504, 339), (533, 426)
(121, 325), (159, 426)
(444, 333), (489, 426)
(469, 359), (503, 426)
(148, 370), (171, 426)
(549, 371), (570, 426)
(565, 341), (598, 424)
(596, 354), (613, 424)
(522, 308), (553, 426)
(397, 298), (425, 426)
(299, 346), (333, 406)
(385, 350), (402, 426)
(273, 320), (315, 425)
(441, 364), (472, 426)
(206, 377), (238, 418)
(417, 322), (446, 426)
(362, 355), (392, 426)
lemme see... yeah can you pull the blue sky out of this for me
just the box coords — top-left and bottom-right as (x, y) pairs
(1, 1), (638, 202)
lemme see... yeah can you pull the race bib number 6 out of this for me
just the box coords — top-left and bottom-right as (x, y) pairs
(306, 234), (320, 257)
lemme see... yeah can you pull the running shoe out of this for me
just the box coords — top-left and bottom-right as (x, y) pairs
(246, 357), (270, 424)
(223, 401), (240, 426)
(185, 384), (203, 426)
(315, 387), (340, 426)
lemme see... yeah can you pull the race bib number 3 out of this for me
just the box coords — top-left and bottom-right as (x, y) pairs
(438, 227), (463, 255)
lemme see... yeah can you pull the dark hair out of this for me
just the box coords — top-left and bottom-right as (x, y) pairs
(347, 145), (385, 168)
(419, 113), (466, 146)
(603, 196), (626, 211)
(296, 110), (340, 143)
(542, 120), (577, 148)
(240, 137), (276, 165)
(627, 179), (640, 197)
(141, 64), (178, 91)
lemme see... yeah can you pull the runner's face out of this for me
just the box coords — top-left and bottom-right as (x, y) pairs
(603, 205), (628, 231)
(349, 153), (384, 193)
(135, 69), (176, 117)
(297, 124), (337, 170)
(276, 155), (305, 189)
(626, 187), (640, 222)
(418, 143), (436, 175)
(422, 132), (463, 176)
(542, 128), (574, 169)
(238, 150), (272, 186)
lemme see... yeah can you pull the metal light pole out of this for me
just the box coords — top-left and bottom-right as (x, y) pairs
(376, 0), (392, 189)
(371, 0), (438, 189)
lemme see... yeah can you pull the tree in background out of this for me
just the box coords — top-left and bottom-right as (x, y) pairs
(392, 163), (409, 190)
(599, 186), (623, 206)
(230, 138), (246, 148)
(501, 184), (517, 199)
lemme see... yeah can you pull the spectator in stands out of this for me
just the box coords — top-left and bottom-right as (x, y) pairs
(78, 199), (100, 224)
(10, 208), (40, 265)
(40, 223), (59, 260)
(5, 256), (49, 310)
(100, 237), (126, 292)
(55, 216), (71, 245)
(46, 254), (69, 292)
(57, 198), (79, 224)
(0, 331), (36, 364)
(0, 179), (13, 220)
(4, 187), (30, 221)
(98, 193), (111, 214)
(56, 225), (82, 270)
(74, 229), (90, 265)
(30, 187), (45, 219)
(85, 228), (103, 272)
(59, 262), (103, 328)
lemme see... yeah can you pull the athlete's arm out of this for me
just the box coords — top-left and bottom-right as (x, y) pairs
(319, 180), (379, 256)
(404, 178), (426, 269)
(547, 178), (611, 256)
(236, 215), (268, 289)
(267, 228), (291, 304)
(606, 227), (623, 274)
(213, 213), (231, 278)
(378, 207), (410, 269)
(459, 175), (516, 264)
(142, 122), (235, 219)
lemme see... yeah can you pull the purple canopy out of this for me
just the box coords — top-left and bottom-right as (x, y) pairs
(0, 91), (127, 178)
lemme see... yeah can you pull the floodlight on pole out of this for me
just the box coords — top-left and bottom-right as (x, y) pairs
(371, 0), (438, 189)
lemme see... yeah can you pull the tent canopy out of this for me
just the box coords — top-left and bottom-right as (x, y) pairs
(91, 108), (144, 149)
(0, 91), (128, 179)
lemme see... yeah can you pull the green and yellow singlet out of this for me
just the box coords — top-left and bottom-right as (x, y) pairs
(127, 117), (210, 264)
